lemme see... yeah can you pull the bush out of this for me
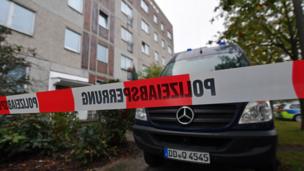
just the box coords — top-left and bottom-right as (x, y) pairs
(0, 109), (134, 165)
(50, 112), (80, 151)
(0, 114), (53, 160)
(70, 122), (108, 165)
(102, 109), (134, 146)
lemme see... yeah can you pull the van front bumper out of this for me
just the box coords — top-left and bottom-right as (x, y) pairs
(133, 125), (277, 167)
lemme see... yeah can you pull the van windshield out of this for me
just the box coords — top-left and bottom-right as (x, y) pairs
(161, 48), (249, 76)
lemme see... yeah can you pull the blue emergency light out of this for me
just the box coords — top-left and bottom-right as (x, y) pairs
(217, 40), (226, 46)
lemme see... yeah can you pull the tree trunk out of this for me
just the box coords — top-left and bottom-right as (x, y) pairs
(292, 0), (304, 130)
(292, 0), (304, 59)
(300, 99), (304, 130)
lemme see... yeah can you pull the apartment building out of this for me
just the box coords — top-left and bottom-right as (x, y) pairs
(0, 0), (173, 118)
(113, 0), (174, 80)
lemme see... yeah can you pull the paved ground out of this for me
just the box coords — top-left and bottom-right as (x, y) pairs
(96, 131), (253, 171)
(98, 153), (253, 171)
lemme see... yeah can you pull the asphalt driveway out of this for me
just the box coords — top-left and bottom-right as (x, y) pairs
(96, 131), (252, 171)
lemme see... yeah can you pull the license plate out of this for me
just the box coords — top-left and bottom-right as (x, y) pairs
(164, 148), (210, 164)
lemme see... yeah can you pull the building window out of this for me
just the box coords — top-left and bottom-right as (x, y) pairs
(161, 40), (165, 48)
(160, 23), (164, 31)
(121, 55), (133, 70)
(161, 57), (165, 65)
(99, 11), (109, 29)
(97, 44), (108, 63)
(167, 31), (172, 40)
(153, 15), (158, 23)
(7, 66), (28, 93)
(64, 28), (81, 53)
(154, 51), (159, 61)
(121, 1), (132, 17)
(140, 0), (149, 13)
(153, 32), (158, 42)
(141, 20), (149, 33)
(141, 42), (150, 55)
(0, 0), (35, 36)
(141, 65), (148, 77)
(168, 46), (173, 55)
(121, 27), (133, 43)
(68, 0), (83, 13)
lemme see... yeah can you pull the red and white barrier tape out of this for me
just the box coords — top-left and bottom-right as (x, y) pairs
(0, 61), (303, 115)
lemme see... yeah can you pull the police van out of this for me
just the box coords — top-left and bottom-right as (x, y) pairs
(133, 43), (277, 171)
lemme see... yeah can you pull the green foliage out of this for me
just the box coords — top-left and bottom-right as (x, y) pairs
(70, 122), (108, 165)
(17, 115), (53, 153)
(275, 120), (304, 170)
(213, 0), (300, 64)
(0, 110), (132, 165)
(102, 109), (134, 146)
(138, 64), (163, 79)
(0, 115), (53, 160)
(0, 26), (34, 95)
(50, 113), (80, 151)
(214, 0), (304, 130)
(275, 120), (304, 146)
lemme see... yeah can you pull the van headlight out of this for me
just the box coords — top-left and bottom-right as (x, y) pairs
(239, 101), (273, 124)
(135, 108), (147, 121)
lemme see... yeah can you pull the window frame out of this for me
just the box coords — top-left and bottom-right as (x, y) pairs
(64, 28), (81, 53)
(121, 27), (133, 43)
(0, 1), (36, 36)
(121, 1), (132, 17)
(160, 23), (164, 31)
(141, 42), (150, 55)
(154, 51), (159, 61)
(167, 31), (172, 40)
(140, 0), (149, 13)
(141, 20), (149, 33)
(97, 44), (109, 63)
(153, 15), (158, 23)
(120, 55), (133, 71)
(68, 0), (83, 13)
(153, 32), (158, 42)
(168, 46), (172, 55)
(161, 40), (165, 48)
(98, 11), (109, 29)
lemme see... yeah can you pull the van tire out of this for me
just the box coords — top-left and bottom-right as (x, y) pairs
(144, 152), (163, 167)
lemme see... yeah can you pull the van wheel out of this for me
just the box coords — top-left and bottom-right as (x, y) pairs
(294, 115), (302, 122)
(144, 152), (163, 167)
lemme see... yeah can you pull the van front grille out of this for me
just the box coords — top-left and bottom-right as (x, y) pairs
(146, 104), (245, 131)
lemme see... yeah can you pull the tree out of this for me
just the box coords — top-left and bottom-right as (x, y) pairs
(138, 64), (163, 79)
(213, 0), (304, 129)
(0, 26), (34, 96)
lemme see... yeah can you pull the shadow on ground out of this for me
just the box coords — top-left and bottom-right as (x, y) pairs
(97, 131), (253, 171)
(99, 154), (253, 171)
(97, 140), (252, 171)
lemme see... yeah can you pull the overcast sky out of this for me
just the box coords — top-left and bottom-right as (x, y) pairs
(154, 0), (224, 53)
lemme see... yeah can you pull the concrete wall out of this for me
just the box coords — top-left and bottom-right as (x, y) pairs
(113, 0), (174, 81)
(5, 0), (174, 89)
(6, 0), (88, 91)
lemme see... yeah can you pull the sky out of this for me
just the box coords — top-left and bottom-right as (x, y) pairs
(154, 0), (224, 53)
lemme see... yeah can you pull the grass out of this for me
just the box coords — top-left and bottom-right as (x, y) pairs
(278, 152), (304, 171)
(275, 120), (304, 171)
(275, 120), (304, 146)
